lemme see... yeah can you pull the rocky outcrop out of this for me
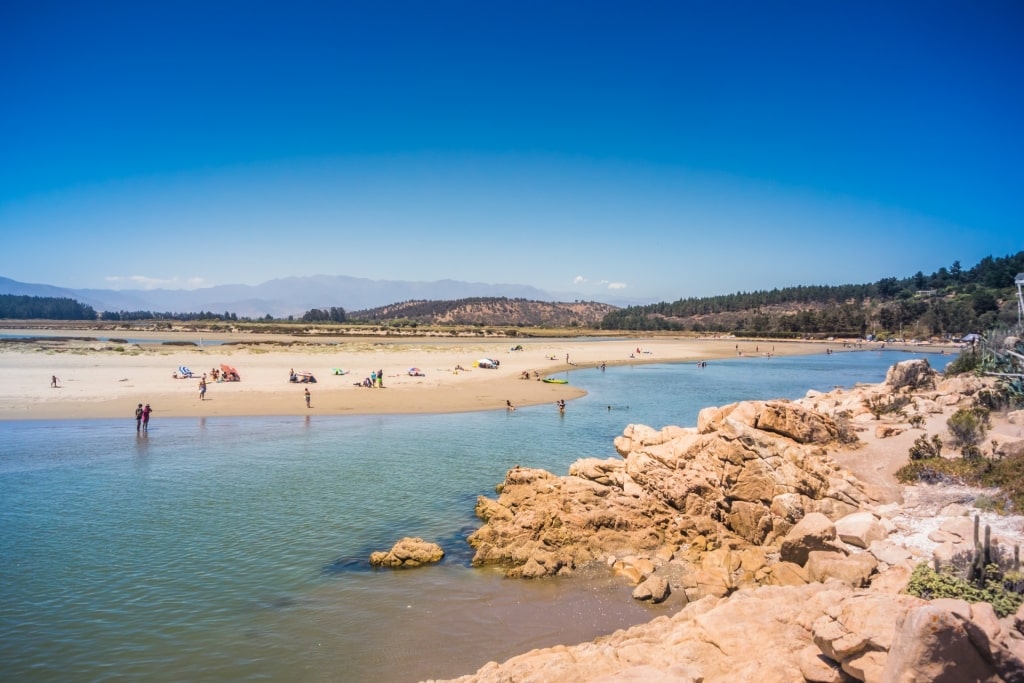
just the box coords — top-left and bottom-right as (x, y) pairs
(433, 584), (1024, 683)
(368, 537), (444, 568)
(884, 358), (936, 391)
(467, 399), (871, 582)
(447, 359), (1024, 682)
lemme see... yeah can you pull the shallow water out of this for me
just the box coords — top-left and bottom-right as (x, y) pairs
(0, 349), (950, 682)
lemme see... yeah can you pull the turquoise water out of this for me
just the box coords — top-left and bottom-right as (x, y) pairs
(0, 350), (950, 682)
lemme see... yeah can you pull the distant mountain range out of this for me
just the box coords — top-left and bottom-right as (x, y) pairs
(0, 275), (646, 318)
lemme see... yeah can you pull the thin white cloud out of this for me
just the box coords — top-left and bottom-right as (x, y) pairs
(577, 276), (627, 290)
(104, 275), (209, 290)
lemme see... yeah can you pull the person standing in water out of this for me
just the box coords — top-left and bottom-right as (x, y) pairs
(135, 403), (144, 432)
(141, 404), (152, 432)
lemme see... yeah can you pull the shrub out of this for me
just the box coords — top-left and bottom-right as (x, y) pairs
(947, 407), (991, 456)
(865, 394), (911, 419)
(908, 413), (925, 428)
(908, 434), (943, 461)
(944, 349), (982, 376)
(905, 563), (1023, 618)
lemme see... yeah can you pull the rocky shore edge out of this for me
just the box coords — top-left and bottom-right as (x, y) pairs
(411, 359), (1024, 682)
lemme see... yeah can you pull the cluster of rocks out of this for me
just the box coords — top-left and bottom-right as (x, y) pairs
(433, 358), (1024, 681)
(466, 397), (874, 588)
(368, 359), (1024, 680)
(434, 584), (1024, 683)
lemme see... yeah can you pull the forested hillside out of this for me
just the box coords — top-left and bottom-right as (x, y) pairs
(0, 295), (97, 320)
(600, 252), (1024, 339)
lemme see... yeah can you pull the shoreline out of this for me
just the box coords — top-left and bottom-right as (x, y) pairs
(0, 332), (959, 421)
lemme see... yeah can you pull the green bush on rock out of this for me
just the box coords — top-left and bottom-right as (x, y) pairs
(905, 562), (1023, 618)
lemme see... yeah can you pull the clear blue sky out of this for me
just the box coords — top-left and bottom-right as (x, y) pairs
(1, 0), (1021, 303)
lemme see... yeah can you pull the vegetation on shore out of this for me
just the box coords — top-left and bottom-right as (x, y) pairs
(896, 329), (1024, 513)
(599, 251), (1023, 338)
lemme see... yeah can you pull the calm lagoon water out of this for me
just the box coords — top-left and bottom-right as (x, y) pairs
(0, 350), (950, 682)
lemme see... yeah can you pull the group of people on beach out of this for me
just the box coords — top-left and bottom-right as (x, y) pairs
(355, 369), (385, 388)
(134, 403), (152, 432)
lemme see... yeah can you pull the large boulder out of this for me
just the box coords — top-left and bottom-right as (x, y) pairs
(805, 551), (878, 587)
(632, 574), (671, 604)
(884, 358), (935, 391)
(369, 537), (445, 568)
(835, 511), (889, 549)
(881, 603), (1024, 682)
(780, 512), (840, 566)
(755, 400), (842, 444)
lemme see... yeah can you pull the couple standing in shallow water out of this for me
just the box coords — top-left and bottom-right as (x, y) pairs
(134, 403), (152, 432)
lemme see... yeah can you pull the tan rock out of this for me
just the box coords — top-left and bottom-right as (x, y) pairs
(843, 649), (887, 682)
(798, 645), (846, 683)
(805, 551), (877, 587)
(869, 563), (912, 594)
(885, 358), (935, 391)
(369, 537), (445, 568)
(874, 424), (903, 438)
(868, 540), (912, 566)
(767, 561), (809, 586)
(835, 511), (889, 549)
(881, 604), (1002, 683)
(780, 512), (838, 566)
(756, 400), (841, 444)
(632, 574), (671, 604)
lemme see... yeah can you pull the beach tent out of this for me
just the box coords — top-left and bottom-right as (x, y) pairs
(220, 364), (240, 381)
(178, 365), (193, 378)
(474, 358), (497, 369)
(331, 367), (348, 375)
(408, 367), (424, 376)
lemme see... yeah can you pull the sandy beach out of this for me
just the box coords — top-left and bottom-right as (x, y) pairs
(0, 331), (938, 421)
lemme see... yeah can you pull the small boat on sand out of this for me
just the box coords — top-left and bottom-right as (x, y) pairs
(542, 378), (568, 384)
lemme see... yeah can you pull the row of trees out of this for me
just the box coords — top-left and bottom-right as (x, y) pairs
(99, 310), (241, 322)
(600, 252), (1024, 337)
(0, 295), (97, 320)
(300, 307), (347, 323)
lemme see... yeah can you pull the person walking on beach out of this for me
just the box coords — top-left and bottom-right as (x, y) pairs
(199, 378), (207, 401)
(377, 369), (384, 388)
(141, 404), (152, 432)
(304, 387), (311, 408)
(506, 399), (515, 411)
(51, 375), (59, 388)
(135, 403), (144, 432)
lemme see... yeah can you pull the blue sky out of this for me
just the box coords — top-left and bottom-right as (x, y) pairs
(1, 1), (1021, 303)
